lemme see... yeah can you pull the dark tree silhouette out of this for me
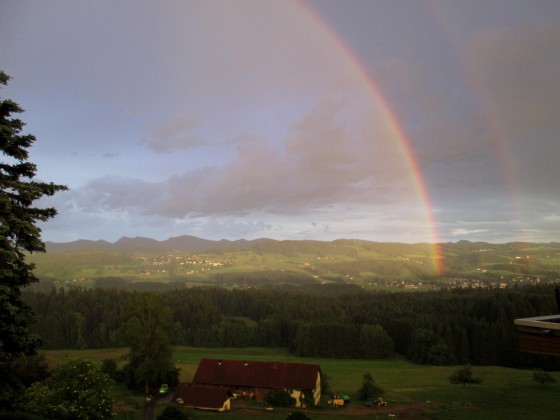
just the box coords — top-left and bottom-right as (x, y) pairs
(532, 370), (556, 387)
(0, 71), (67, 407)
(449, 365), (483, 387)
(358, 371), (384, 400)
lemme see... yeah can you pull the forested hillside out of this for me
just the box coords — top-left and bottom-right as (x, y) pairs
(23, 284), (560, 369)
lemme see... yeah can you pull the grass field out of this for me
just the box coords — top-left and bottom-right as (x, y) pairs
(42, 346), (559, 419)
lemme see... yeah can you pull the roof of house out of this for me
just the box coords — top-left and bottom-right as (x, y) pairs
(173, 384), (230, 410)
(193, 359), (321, 390)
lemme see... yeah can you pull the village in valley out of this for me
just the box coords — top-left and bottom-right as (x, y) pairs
(34, 242), (557, 292)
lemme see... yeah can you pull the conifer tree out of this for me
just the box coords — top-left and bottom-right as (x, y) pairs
(358, 372), (384, 401)
(0, 71), (67, 406)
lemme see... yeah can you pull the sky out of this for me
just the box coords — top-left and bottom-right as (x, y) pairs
(1, 0), (559, 244)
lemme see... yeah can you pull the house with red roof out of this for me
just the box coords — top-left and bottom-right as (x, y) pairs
(192, 359), (322, 407)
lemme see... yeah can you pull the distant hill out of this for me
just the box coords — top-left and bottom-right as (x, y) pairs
(44, 239), (114, 252)
(44, 235), (440, 255)
(45, 235), (267, 253)
(44, 236), (560, 256)
(33, 237), (560, 290)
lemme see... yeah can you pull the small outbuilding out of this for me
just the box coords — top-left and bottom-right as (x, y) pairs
(172, 384), (231, 412)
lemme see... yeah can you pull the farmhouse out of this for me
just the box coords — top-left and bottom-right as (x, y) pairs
(192, 358), (322, 407)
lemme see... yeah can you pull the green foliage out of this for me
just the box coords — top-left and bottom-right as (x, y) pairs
(0, 71), (67, 408)
(426, 341), (453, 365)
(358, 371), (384, 401)
(532, 370), (556, 387)
(449, 365), (483, 387)
(359, 324), (395, 358)
(293, 322), (394, 359)
(6, 353), (50, 387)
(21, 359), (114, 419)
(100, 359), (118, 381)
(408, 328), (449, 364)
(22, 285), (560, 368)
(266, 389), (296, 407)
(0, 413), (45, 420)
(156, 405), (188, 420)
(320, 371), (331, 395)
(0, 353), (50, 410)
(120, 293), (178, 394)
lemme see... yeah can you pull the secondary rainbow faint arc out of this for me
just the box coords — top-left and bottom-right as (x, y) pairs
(425, 0), (522, 243)
(299, 1), (444, 275)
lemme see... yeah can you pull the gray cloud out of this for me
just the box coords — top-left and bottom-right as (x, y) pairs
(73, 176), (163, 213)
(146, 114), (200, 152)
(58, 93), (421, 230)
(465, 22), (560, 196)
(451, 228), (489, 237)
(466, 23), (560, 134)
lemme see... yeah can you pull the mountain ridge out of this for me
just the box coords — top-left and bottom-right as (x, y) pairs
(44, 235), (559, 254)
(44, 235), (271, 253)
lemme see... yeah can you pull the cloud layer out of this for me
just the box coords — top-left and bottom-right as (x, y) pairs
(2, 0), (559, 243)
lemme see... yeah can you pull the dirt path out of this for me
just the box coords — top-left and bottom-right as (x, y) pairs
(142, 399), (155, 420)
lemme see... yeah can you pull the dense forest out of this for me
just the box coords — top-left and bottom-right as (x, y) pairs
(23, 284), (560, 369)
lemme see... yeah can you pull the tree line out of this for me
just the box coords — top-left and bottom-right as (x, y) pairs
(23, 284), (560, 369)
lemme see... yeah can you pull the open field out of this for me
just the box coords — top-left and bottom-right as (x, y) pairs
(42, 346), (560, 419)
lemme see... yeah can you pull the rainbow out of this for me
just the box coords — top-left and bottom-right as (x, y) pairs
(298, 0), (444, 275)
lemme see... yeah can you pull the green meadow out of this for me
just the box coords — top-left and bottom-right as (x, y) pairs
(43, 346), (560, 419)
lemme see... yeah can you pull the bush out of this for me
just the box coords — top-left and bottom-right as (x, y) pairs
(266, 389), (296, 407)
(157, 405), (188, 420)
(100, 359), (118, 381)
(532, 370), (556, 387)
(22, 359), (114, 420)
